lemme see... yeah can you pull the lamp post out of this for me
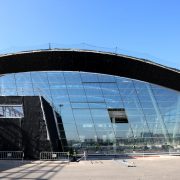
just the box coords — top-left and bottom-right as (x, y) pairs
(59, 104), (63, 116)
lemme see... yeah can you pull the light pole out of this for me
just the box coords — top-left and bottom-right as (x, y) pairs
(59, 104), (63, 115)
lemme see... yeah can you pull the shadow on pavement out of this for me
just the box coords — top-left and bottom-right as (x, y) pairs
(0, 160), (67, 180)
(0, 160), (30, 172)
(86, 154), (134, 160)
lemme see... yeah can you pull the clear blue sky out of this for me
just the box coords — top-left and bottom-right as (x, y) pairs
(0, 0), (180, 68)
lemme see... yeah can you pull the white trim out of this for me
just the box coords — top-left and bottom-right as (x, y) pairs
(39, 96), (50, 140)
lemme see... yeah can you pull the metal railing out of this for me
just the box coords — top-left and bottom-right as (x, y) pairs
(0, 151), (24, 160)
(40, 152), (69, 161)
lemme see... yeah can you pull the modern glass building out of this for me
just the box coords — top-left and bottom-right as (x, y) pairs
(0, 49), (180, 157)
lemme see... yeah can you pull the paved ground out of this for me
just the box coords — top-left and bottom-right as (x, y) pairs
(0, 156), (180, 179)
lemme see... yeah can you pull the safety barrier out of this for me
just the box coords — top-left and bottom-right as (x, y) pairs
(0, 151), (24, 160)
(40, 152), (69, 161)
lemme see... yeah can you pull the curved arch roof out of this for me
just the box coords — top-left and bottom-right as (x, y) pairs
(0, 49), (179, 91)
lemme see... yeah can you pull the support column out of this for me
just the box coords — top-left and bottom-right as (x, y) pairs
(146, 84), (170, 144)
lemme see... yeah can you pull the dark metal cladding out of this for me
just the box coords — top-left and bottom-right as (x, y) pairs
(0, 49), (179, 91)
(0, 96), (65, 159)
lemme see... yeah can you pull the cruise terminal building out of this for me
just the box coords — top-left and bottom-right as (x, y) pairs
(0, 49), (179, 159)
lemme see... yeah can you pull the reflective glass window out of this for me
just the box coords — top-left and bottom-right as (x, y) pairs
(47, 72), (65, 84)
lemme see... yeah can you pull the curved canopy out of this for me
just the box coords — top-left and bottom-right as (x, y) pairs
(0, 49), (179, 91)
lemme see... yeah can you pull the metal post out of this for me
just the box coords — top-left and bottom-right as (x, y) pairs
(112, 117), (117, 154)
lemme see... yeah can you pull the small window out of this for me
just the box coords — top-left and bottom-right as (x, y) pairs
(0, 105), (24, 118)
(108, 108), (128, 123)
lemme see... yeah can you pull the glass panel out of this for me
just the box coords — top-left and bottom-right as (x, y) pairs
(88, 103), (106, 109)
(94, 123), (113, 131)
(69, 95), (87, 102)
(64, 72), (81, 84)
(96, 132), (115, 141)
(0, 105), (24, 118)
(71, 103), (89, 109)
(47, 72), (65, 84)
(98, 74), (116, 82)
(84, 83), (103, 96)
(15, 72), (32, 84)
(91, 109), (110, 123)
(81, 72), (99, 82)
(114, 130), (133, 138)
(76, 123), (97, 142)
(73, 109), (93, 123)
(31, 72), (48, 83)
(0, 74), (16, 88)
(67, 87), (84, 96)
(100, 83), (119, 96)
(1, 89), (18, 96)
(63, 123), (79, 140)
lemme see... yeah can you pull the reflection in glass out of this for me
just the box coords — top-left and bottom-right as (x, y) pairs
(0, 71), (179, 154)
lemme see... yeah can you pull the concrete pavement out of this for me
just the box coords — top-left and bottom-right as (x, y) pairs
(0, 156), (180, 179)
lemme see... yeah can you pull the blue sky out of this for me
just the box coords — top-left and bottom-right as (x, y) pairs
(0, 0), (180, 68)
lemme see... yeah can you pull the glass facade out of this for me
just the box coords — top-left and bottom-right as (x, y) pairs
(0, 71), (180, 154)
